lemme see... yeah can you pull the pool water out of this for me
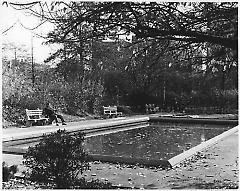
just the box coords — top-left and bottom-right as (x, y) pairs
(84, 123), (232, 161)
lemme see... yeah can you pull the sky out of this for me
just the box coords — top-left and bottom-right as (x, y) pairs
(0, 3), (133, 64)
(1, 4), (57, 63)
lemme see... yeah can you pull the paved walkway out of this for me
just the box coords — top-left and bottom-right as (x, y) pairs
(2, 117), (126, 139)
(2, 116), (152, 144)
(2, 115), (239, 189)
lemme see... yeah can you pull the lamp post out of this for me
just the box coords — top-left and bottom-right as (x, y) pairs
(163, 62), (167, 110)
(31, 34), (35, 87)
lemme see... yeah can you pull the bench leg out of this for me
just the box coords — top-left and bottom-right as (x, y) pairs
(26, 120), (32, 127)
(43, 119), (48, 126)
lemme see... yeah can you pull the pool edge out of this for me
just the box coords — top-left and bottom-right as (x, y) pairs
(168, 125), (239, 167)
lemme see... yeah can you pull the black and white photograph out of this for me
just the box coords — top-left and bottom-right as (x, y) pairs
(2, 1), (238, 189)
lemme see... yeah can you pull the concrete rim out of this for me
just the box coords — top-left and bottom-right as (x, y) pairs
(2, 117), (149, 142)
(168, 125), (239, 167)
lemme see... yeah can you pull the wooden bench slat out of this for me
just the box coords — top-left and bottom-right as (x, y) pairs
(27, 113), (43, 115)
(103, 106), (122, 117)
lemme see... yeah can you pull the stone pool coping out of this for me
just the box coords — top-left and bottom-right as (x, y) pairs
(3, 129), (239, 189)
(3, 116), (238, 167)
(4, 116), (237, 143)
(2, 117), (150, 156)
(2, 116), (149, 142)
(89, 123), (239, 169)
(168, 125), (239, 167)
(150, 116), (238, 125)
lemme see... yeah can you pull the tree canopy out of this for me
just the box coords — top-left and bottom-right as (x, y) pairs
(7, 2), (237, 50)
(2, 2), (238, 124)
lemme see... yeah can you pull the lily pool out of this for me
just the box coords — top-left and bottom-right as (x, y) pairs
(84, 123), (232, 161)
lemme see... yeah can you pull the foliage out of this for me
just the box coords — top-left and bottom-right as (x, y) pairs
(2, 162), (18, 182)
(2, 51), (33, 101)
(12, 2), (237, 52)
(2, 3), (238, 126)
(23, 129), (90, 189)
(3, 90), (47, 125)
(2, 54), (43, 125)
(2, 47), (104, 125)
(7, 2), (237, 66)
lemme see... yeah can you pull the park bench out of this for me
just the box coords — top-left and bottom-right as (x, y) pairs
(145, 104), (160, 114)
(103, 106), (122, 118)
(25, 109), (49, 127)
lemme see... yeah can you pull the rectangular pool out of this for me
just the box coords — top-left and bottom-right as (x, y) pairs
(84, 123), (232, 161)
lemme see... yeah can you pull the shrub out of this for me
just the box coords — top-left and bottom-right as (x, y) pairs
(3, 93), (44, 126)
(2, 162), (18, 182)
(23, 129), (90, 189)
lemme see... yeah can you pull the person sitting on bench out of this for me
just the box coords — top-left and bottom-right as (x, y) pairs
(43, 102), (67, 126)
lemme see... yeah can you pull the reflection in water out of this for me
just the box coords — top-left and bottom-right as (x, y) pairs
(84, 123), (231, 161)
